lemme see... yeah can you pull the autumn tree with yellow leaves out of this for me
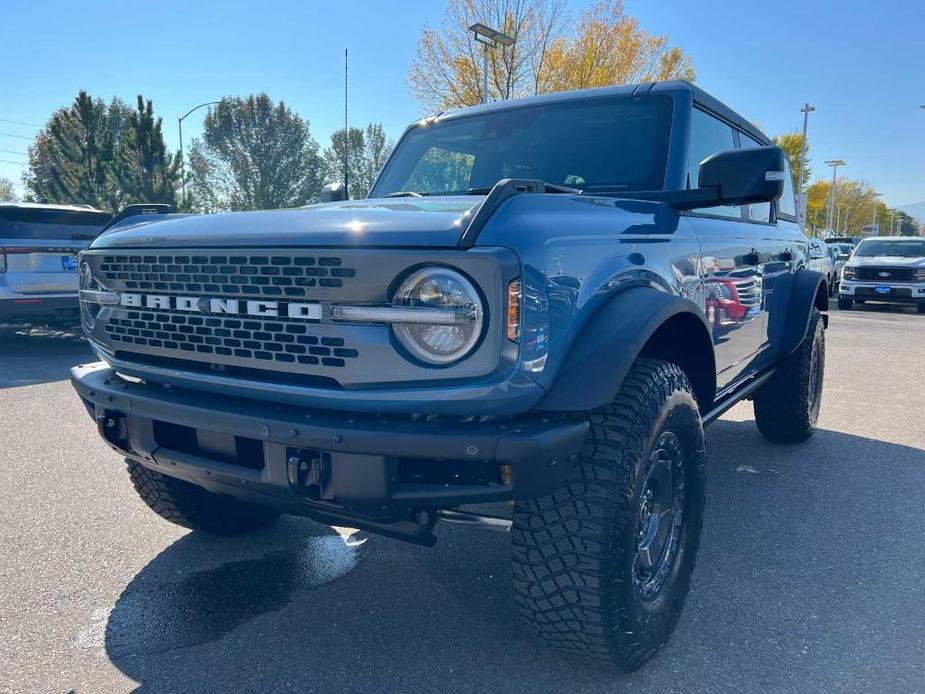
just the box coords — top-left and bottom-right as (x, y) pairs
(409, 0), (695, 112)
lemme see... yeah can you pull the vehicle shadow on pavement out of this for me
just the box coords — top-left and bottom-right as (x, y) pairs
(0, 327), (93, 388)
(103, 421), (925, 693)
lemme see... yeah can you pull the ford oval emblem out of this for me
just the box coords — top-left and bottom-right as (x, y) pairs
(878, 271), (890, 278)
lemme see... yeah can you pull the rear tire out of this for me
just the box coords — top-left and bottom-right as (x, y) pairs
(127, 460), (279, 535)
(753, 308), (825, 443)
(917, 304), (925, 314)
(512, 359), (706, 671)
(837, 298), (852, 310)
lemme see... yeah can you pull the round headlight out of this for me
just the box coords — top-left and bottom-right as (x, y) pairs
(79, 262), (101, 330)
(392, 267), (484, 365)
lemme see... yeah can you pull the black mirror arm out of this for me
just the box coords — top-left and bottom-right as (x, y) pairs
(617, 186), (723, 211)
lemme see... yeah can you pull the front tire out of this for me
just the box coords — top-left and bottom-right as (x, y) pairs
(917, 304), (925, 314)
(512, 359), (706, 671)
(753, 307), (825, 443)
(837, 297), (852, 310)
(127, 460), (279, 535)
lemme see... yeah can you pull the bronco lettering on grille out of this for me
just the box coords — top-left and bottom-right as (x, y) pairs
(117, 292), (322, 320)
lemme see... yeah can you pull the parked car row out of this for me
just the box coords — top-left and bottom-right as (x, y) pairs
(0, 202), (111, 329)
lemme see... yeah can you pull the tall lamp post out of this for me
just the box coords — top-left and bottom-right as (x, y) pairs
(869, 192), (882, 236)
(797, 103), (815, 230)
(178, 101), (220, 205)
(824, 159), (845, 233)
(468, 23), (514, 104)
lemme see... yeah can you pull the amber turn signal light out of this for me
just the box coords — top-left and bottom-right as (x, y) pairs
(506, 279), (522, 342)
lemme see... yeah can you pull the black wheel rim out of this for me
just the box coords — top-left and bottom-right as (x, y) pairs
(634, 431), (686, 601)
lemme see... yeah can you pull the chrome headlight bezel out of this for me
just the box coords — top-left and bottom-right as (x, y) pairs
(78, 261), (102, 330)
(391, 266), (485, 365)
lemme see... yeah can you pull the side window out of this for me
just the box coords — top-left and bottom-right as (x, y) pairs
(688, 108), (741, 219)
(740, 135), (771, 223)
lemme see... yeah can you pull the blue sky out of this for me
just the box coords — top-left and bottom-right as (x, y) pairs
(1, 0), (923, 206)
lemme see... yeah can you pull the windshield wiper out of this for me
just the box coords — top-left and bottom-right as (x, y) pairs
(386, 191), (428, 198)
(465, 182), (583, 195)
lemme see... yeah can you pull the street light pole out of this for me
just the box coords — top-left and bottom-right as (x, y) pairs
(178, 101), (220, 206)
(824, 159), (845, 233)
(797, 103), (815, 230)
(469, 23), (514, 105)
(870, 192), (882, 235)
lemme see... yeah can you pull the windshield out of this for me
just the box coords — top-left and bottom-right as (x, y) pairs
(370, 94), (673, 198)
(854, 239), (925, 258)
(0, 208), (112, 241)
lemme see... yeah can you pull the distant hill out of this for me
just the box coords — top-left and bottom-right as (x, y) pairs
(899, 201), (925, 223)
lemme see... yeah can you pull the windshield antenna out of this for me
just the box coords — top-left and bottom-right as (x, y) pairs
(343, 48), (349, 199)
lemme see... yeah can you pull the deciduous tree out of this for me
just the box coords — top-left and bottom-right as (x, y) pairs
(772, 132), (810, 192)
(805, 178), (894, 236)
(186, 94), (324, 212)
(0, 176), (17, 201)
(409, 0), (694, 112)
(322, 123), (394, 199)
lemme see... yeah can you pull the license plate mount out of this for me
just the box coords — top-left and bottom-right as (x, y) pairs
(62, 255), (79, 272)
(875, 285), (891, 294)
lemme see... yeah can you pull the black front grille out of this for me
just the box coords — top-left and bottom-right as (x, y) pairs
(105, 308), (358, 368)
(97, 253), (357, 300)
(854, 267), (916, 282)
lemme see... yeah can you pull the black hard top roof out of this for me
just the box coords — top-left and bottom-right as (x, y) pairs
(432, 80), (771, 145)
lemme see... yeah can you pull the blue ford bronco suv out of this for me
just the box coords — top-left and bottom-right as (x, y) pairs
(72, 81), (828, 670)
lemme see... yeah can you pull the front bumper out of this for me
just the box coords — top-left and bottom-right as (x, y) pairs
(71, 362), (588, 545)
(0, 295), (80, 326)
(839, 281), (925, 304)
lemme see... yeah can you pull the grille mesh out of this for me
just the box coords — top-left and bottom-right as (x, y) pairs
(854, 267), (916, 282)
(97, 253), (357, 299)
(105, 309), (358, 368)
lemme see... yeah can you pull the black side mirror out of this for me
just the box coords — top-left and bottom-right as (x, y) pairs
(698, 146), (786, 207)
(320, 182), (347, 203)
(653, 146), (787, 212)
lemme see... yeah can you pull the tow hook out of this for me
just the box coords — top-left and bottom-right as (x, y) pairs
(96, 411), (129, 452)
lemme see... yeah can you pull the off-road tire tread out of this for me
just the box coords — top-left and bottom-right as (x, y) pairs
(127, 460), (278, 534)
(753, 308), (824, 443)
(512, 359), (706, 671)
(837, 298), (852, 310)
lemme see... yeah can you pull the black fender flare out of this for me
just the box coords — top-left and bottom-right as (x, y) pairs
(769, 268), (828, 359)
(535, 286), (716, 412)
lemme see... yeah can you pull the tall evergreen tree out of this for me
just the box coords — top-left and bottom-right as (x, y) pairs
(117, 96), (180, 206)
(24, 92), (129, 209)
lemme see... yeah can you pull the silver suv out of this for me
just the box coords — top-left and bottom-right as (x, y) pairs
(838, 236), (925, 312)
(0, 202), (112, 328)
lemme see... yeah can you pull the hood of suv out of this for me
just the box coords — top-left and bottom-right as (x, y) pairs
(848, 255), (925, 268)
(90, 197), (483, 249)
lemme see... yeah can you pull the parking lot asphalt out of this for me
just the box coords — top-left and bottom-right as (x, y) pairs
(1, 302), (923, 694)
